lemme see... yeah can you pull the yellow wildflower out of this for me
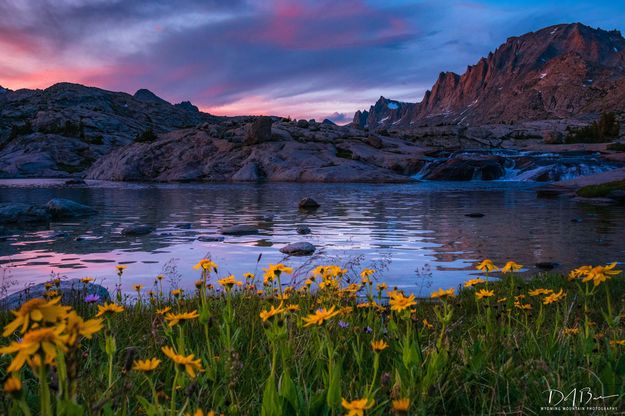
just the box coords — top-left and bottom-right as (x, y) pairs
(562, 327), (580, 336)
(476, 259), (499, 273)
(3, 375), (21, 394)
(302, 306), (340, 327)
(263, 263), (293, 284)
(341, 398), (374, 416)
(528, 288), (553, 296)
(392, 398), (410, 413)
(81, 277), (94, 284)
(171, 289), (183, 297)
(132, 358), (161, 372)
(514, 301), (532, 310)
(371, 339), (388, 352)
(582, 263), (621, 286)
(133, 284), (144, 292)
(0, 326), (69, 371)
(543, 289), (566, 305)
(568, 265), (593, 281)
(156, 307), (171, 316)
(376, 283), (388, 292)
(217, 275), (243, 288)
(388, 291), (417, 311)
(609, 340), (625, 346)
(259, 305), (286, 322)
(475, 289), (495, 300)
(193, 259), (217, 271)
(464, 278), (486, 288)
(65, 310), (103, 345)
(431, 288), (455, 299)
(3, 297), (71, 336)
(95, 303), (124, 317)
(161, 346), (204, 378)
(164, 310), (199, 327)
(423, 319), (433, 329)
(501, 261), (523, 273)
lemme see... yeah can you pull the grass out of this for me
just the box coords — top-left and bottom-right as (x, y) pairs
(577, 179), (625, 198)
(1, 261), (625, 415)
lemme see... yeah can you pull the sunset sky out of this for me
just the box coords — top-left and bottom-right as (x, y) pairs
(1, 0), (624, 122)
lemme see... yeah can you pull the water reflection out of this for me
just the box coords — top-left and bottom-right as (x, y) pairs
(1, 179), (624, 296)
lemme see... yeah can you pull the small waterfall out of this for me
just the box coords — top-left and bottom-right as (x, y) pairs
(413, 149), (621, 182)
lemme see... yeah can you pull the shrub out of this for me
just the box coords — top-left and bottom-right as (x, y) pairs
(565, 112), (621, 143)
(577, 179), (625, 198)
(135, 128), (158, 143)
(9, 121), (33, 140)
(607, 143), (625, 152)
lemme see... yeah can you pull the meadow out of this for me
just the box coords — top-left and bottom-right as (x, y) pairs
(1, 259), (624, 415)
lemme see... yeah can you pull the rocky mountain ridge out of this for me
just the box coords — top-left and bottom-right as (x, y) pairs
(354, 23), (625, 130)
(0, 83), (218, 177)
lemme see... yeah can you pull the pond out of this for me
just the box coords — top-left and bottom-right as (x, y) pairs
(1, 179), (624, 296)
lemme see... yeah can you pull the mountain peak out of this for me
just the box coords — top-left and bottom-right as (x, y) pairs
(134, 88), (169, 104)
(354, 22), (625, 129)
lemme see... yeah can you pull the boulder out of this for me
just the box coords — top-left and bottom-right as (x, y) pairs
(296, 225), (311, 235)
(221, 224), (259, 235)
(543, 131), (565, 144)
(0, 203), (50, 224)
(232, 161), (265, 181)
(1, 279), (110, 310)
(280, 242), (316, 256)
(366, 135), (383, 149)
(46, 198), (97, 219)
(175, 223), (193, 229)
(299, 197), (320, 210)
(244, 116), (273, 145)
(65, 179), (86, 185)
(121, 225), (154, 236)
(297, 119), (309, 129)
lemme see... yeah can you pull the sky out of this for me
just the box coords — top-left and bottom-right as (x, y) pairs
(1, 1), (624, 123)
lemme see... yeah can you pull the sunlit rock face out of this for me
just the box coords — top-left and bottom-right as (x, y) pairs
(355, 23), (625, 130)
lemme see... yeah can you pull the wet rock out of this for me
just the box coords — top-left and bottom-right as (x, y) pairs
(121, 224), (154, 236)
(280, 242), (316, 256)
(175, 223), (192, 229)
(45, 230), (69, 239)
(536, 186), (567, 198)
(244, 116), (273, 145)
(299, 197), (320, 210)
(296, 225), (311, 235)
(425, 155), (505, 180)
(465, 213), (485, 218)
(232, 161), (265, 181)
(221, 224), (259, 235)
(0, 279), (110, 310)
(197, 235), (225, 242)
(65, 179), (86, 185)
(0, 203), (50, 224)
(535, 262), (559, 270)
(45, 198), (97, 219)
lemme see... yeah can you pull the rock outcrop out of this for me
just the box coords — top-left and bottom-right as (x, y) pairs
(354, 23), (625, 129)
(0, 83), (218, 178)
(86, 119), (427, 182)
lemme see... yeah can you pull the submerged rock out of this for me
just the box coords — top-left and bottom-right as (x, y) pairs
(299, 197), (320, 210)
(46, 198), (97, 219)
(535, 262), (559, 270)
(64, 179), (86, 185)
(197, 235), (225, 242)
(465, 213), (485, 218)
(121, 225), (154, 236)
(0, 279), (110, 310)
(280, 242), (316, 256)
(296, 225), (311, 235)
(221, 224), (259, 235)
(0, 203), (50, 224)
(425, 156), (505, 181)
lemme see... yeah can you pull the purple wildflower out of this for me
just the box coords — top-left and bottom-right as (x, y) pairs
(338, 320), (349, 329)
(84, 294), (100, 304)
(363, 326), (373, 334)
